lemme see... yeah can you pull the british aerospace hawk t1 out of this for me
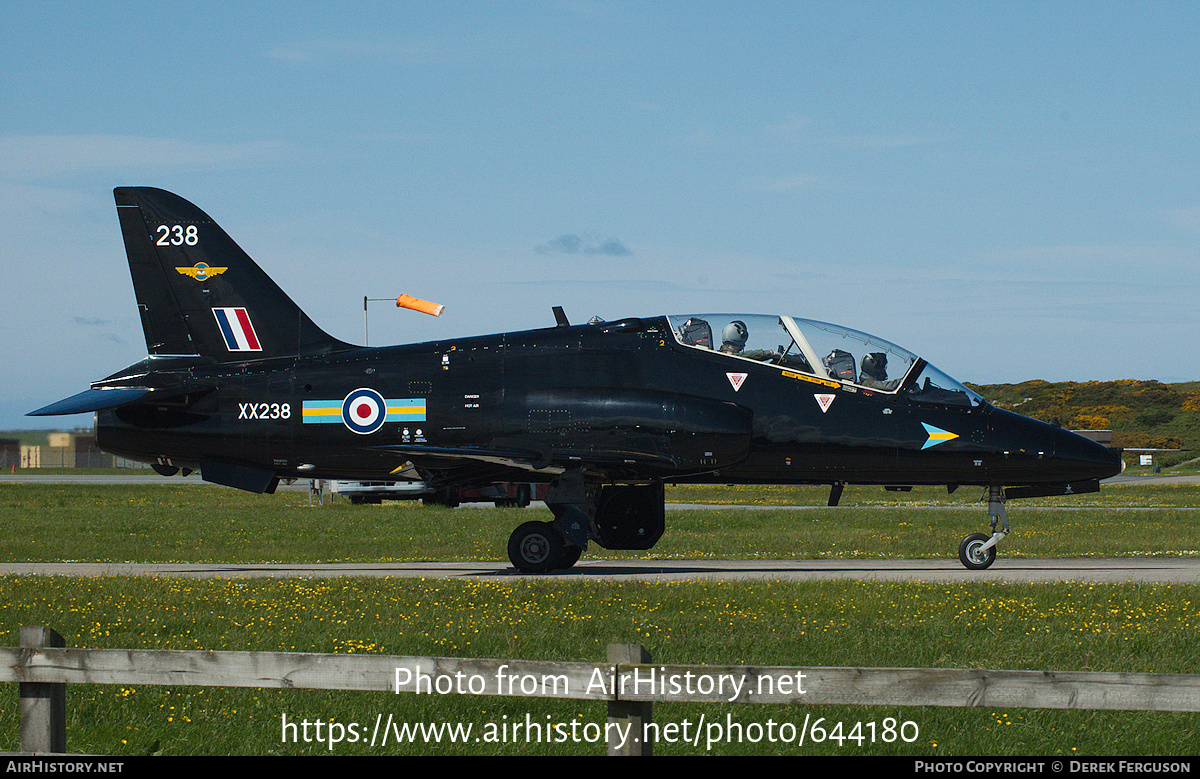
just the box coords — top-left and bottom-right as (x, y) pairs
(31, 188), (1125, 572)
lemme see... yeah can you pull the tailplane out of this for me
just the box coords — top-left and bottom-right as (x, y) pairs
(114, 187), (351, 360)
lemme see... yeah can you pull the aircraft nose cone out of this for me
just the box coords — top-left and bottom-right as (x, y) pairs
(1053, 428), (1125, 481)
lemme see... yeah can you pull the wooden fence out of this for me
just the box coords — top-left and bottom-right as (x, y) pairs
(5, 625), (1200, 755)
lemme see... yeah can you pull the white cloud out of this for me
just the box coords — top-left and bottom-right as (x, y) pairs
(740, 174), (818, 192)
(263, 38), (467, 67)
(832, 133), (945, 150)
(1161, 205), (1200, 234)
(536, 233), (632, 256)
(0, 135), (288, 179)
(765, 118), (811, 138)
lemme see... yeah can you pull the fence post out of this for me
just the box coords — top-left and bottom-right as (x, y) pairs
(20, 626), (66, 753)
(607, 643), (652, 756)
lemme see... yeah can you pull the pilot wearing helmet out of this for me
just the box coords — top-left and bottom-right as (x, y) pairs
(859, 352), (901, 391)
(719, 320), (777, 362)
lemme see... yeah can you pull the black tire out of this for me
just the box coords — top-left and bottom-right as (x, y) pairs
(508, 521), (565, 573)
(958, 532), (996, 570)
(426, 489), (459, 508)
(516, 484), (532, 509)
(556, 543), (582, 569)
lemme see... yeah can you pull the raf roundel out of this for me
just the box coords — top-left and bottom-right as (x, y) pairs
(341, 388), (388, 435)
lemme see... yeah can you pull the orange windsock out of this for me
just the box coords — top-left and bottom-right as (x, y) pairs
(396, 294), (445, 317)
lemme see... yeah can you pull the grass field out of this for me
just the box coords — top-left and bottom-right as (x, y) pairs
(2, 481), (1198, 755)
(2, 482), (1199, 563)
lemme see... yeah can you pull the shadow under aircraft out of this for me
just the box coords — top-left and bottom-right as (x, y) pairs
(31, 188), (1125, 572)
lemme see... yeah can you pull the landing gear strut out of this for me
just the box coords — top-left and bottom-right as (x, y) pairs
(958, 486), (1009, 570)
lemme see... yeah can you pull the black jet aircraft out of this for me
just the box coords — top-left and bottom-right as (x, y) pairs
(31, 188), (1125, 572)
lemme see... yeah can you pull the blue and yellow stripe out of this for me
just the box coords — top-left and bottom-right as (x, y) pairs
(302, 398), (427, 424)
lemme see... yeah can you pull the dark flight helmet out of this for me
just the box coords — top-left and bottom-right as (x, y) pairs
(861, 352), (889, 381)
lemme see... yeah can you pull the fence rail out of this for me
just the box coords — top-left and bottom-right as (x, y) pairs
(5, 625), (1200, 755)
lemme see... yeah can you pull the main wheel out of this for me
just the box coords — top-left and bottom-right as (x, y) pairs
(508, 521), (565, 573)
(557, 543), (582, 569)
(958, 532), (997, 570)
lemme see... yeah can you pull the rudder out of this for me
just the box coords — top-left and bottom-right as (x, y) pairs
(114, 187), (350, 360)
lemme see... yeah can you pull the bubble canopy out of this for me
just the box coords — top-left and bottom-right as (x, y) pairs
(667, 313), (984, 408)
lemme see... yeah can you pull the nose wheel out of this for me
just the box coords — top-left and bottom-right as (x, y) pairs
(958, 532), (997, 570)
(958, 486), (1009, 570)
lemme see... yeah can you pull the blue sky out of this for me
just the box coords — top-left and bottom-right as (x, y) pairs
(3, 2), (1198, 429)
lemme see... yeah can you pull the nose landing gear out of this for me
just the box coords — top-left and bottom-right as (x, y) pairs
(958, 486), (1009, 570)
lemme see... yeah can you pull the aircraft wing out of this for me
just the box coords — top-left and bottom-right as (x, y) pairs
(28, 387), (153, 416)
(29, 381), (217, 416)
(380, 441), (683, 474)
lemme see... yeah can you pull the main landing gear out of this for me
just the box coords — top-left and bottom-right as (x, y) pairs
(506, 470), (589, 574)
(958, 486), (1009, 570)
(507, 521), (582, 574)
(505, 474), (665, 573)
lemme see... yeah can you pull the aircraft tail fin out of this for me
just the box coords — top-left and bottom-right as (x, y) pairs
(114, 187), (352, 361)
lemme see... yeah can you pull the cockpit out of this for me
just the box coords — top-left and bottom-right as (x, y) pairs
(667, 314), (984, 408)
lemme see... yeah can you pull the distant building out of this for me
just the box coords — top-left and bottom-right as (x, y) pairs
(0, 439), (18, 470)
(18, 432), (116, 469)
(1072, 430), (1112, 445)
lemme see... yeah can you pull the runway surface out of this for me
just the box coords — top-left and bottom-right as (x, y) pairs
(2, 557), (1197, 584)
